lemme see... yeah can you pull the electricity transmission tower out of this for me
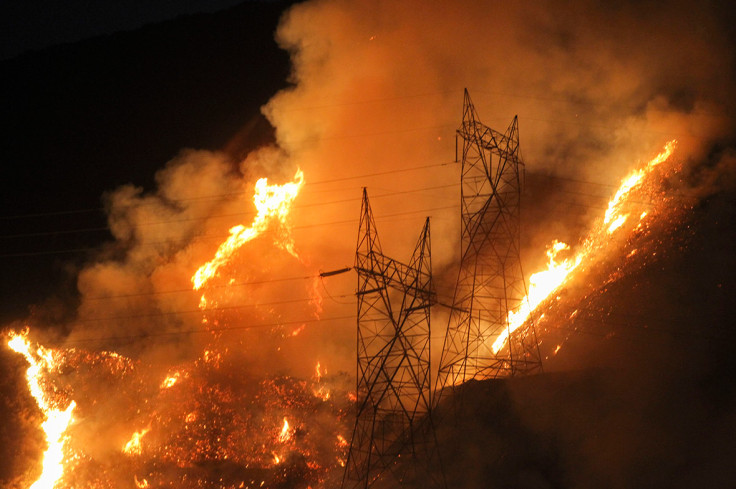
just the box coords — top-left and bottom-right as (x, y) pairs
(342, 189), (445, 489)
(436, 89), (542, 396)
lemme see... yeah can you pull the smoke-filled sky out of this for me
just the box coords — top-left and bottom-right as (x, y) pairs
(44, 0), (734, 358)
(0, 0), (732, 388)
(1, 0), (734, 371)
(2, 0), (736, 486)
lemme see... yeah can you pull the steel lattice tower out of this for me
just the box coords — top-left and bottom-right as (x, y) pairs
(342, 189), (445, 489)
(436, 89), (542, 395)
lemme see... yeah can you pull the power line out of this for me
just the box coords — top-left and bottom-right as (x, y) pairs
(76, 294), (352, 323)
(0, 166), (458, 239)
(38, 294), (729, 350)
(0, 191), (684, 257)
(0, 170), (693, 241)
(55, 314), (355, 347)
(85, 273), (320, 301)
(0, 160), (458, 222)
(0, 203), (457, 257)
(0, 151), (698, 229)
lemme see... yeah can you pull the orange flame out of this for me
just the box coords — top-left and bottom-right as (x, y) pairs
(603, 140), (677, 234)
(278, 417), (293, 443)
(312, 361), (331, 401)
(160, 371), (180, 389)
(7, 330), (76, 489)
(192, 169), (304, 291)
(494, 241), (581, 353)
(123, 427), (151, 455)
(134, 476), (150, 488)
(494, 140), (677, 353)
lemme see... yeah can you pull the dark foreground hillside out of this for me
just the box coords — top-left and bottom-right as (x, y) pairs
(423, 165), (736, 489)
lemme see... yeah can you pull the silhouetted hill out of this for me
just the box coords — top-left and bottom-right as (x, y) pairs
(399, 167), (736, 489)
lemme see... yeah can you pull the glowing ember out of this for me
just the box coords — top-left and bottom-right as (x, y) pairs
(494, 140), (677, 354)
(7, 330), (76, 489)
(123, 427), (151, 455)
(134, 476), (149, 488)
(192, 169), (305, 291)
(160, 372), (180, 389)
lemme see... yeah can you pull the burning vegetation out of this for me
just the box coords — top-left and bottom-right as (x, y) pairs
(4, 137), (691, 489)
(3, 1), (735, 488)
(6, 328), (352, 489)
(4, 171), (352, 489)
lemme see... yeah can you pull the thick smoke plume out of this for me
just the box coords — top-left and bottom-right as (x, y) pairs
(34, 0), (730, 371)
(5, 0), (736, 487)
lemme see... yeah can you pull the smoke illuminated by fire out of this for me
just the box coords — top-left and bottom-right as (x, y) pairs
(4, 0), (734, 486)
(192, 169), (305, 291)
(2, 164), (351, 489)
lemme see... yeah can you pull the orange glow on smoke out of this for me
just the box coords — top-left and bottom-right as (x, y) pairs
(494, 140), (677, 353)
(7, 330), (76, 489)
(192, 169), (305, 291)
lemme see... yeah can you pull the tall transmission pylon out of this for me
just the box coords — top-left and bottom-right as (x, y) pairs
(436, 89), (542, 396)
(342, 189), (445, 489)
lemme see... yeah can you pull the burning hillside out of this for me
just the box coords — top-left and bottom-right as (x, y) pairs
(6, 329), (353, 489)
(4, 169), (355, 489)
(2, 0), (736, 488)
(6, 133), (729, 489)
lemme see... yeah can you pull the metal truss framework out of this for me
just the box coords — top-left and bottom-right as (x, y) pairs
(437, 89), (542, 396)
(342, 189), (445, 489)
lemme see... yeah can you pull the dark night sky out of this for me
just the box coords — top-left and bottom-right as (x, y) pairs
(0, 0), (269, 60)
(0, 0), (296, 323)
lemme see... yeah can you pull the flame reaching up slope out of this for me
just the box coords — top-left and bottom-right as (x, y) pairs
(495, 242), (582, 353)
(192, 169), (305, 290)
(604, 140), (677, 234)
(493, 140), (678, 354)
(7, 330), (76, 489)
